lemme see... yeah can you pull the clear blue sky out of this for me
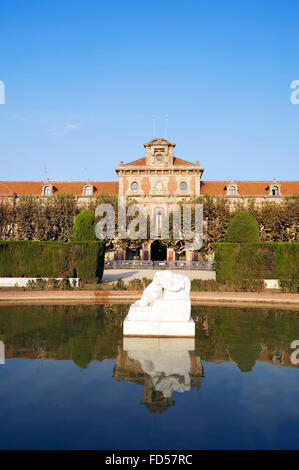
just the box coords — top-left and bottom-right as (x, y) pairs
(0, 0), (298, 182)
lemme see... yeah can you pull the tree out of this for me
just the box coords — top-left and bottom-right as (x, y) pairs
(1, 193), (298, 248)
(73, 209), (96, 241)
(226, 211), (259, 243)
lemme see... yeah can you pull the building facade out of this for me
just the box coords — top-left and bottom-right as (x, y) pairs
(0, 137), (298, 262)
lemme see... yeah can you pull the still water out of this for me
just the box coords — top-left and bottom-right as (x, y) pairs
(0, 303), (299, 449)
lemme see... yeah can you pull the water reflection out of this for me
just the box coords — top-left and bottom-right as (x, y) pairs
(1, 304), (299, 449)
(0, 303), (299, 374)
(114, 338), (203, 413)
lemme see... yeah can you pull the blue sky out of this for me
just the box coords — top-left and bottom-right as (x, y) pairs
(0, 0), (298, 182)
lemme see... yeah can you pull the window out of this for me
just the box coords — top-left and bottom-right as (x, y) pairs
(228, 185), (236, 196)
(84, 185), (92, 196)
(131, 181), (139, 191)
(43, 186), (51, 196)
(154, 208), (164, 234)
(272, 185), (279, 196)
(180, 181), (188, 191)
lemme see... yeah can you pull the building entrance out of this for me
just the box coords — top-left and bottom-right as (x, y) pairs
(151, 240), (167, 261)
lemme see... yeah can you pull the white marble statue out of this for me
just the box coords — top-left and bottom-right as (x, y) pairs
(123, 271), (194, 337)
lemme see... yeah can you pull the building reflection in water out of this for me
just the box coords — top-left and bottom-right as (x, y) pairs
(113, 338), (204, 413)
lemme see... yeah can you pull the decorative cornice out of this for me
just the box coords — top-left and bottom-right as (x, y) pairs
(144, 138), (175, 148)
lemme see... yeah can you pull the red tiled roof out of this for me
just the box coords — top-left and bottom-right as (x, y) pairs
(173, 157), (195, 166)
(124, 157), (195, 166)
(0, 180), (298, 197)
(200, 181), (299, 196)
(124, 157), (146, 166)
(0, 181), (119, 196)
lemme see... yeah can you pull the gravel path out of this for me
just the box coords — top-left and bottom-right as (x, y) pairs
(102, 269), (216, 283)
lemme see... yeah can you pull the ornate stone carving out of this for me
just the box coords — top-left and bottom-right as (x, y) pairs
(151, 178), (167, 194)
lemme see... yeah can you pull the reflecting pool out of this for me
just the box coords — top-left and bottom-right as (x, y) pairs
(0, 303), (299, 449)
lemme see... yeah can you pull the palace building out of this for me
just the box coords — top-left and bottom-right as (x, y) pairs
(1, 137), (298, 263)
(1, 137), (298, 203)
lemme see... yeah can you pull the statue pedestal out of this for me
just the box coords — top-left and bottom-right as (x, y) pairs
(123, 271), (195, 337)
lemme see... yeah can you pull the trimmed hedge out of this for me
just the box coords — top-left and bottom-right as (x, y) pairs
(215, 242), (299, 280)
(226, 211), (259, 243)
(0, 240), (106, 282)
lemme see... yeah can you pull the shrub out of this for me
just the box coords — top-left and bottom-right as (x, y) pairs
(27, 279), (48, 290)
(215, 242), (299, 280)
(126, 278), (152, 290)
(73, 209), (96, 241)
(226, 211), (259, 243)
(0, 240), (105, 282)
(126, 279), (143, 290)
(280, 279), (299, 293)
(190, 279), (265, 292)
(112, 279), (127, 290)
(26, 278), (72, 290)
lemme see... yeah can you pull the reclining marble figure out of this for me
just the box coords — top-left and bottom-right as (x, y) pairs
(123, 271), (195, 337)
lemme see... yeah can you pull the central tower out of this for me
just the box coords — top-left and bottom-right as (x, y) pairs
(115, 138), (204, 201)
(144, 138), (176, 168)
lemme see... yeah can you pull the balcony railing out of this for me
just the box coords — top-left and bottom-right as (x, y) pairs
(104, 260), (215, 270)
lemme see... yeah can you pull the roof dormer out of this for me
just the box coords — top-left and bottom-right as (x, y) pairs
(83, 184), (93, 196)
(269, 182), (281, 196)
(226, 181), (238, 196)
(42, 183), (52, 196)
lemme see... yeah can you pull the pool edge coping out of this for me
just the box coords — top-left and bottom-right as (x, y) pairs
(0, 290), (298, 309)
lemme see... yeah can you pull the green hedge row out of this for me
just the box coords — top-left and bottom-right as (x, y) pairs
(0, 241), (106, 281)
(190, 279), (266, 292)
(110, 277), (267, 292)
(215, 242), (299, 280)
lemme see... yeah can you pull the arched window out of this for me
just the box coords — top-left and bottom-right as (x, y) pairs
(84, 185), (92, 196)
(272, 185), (279, 196)
(228, 185), (236, 196)
(43, 186), (51, 196)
